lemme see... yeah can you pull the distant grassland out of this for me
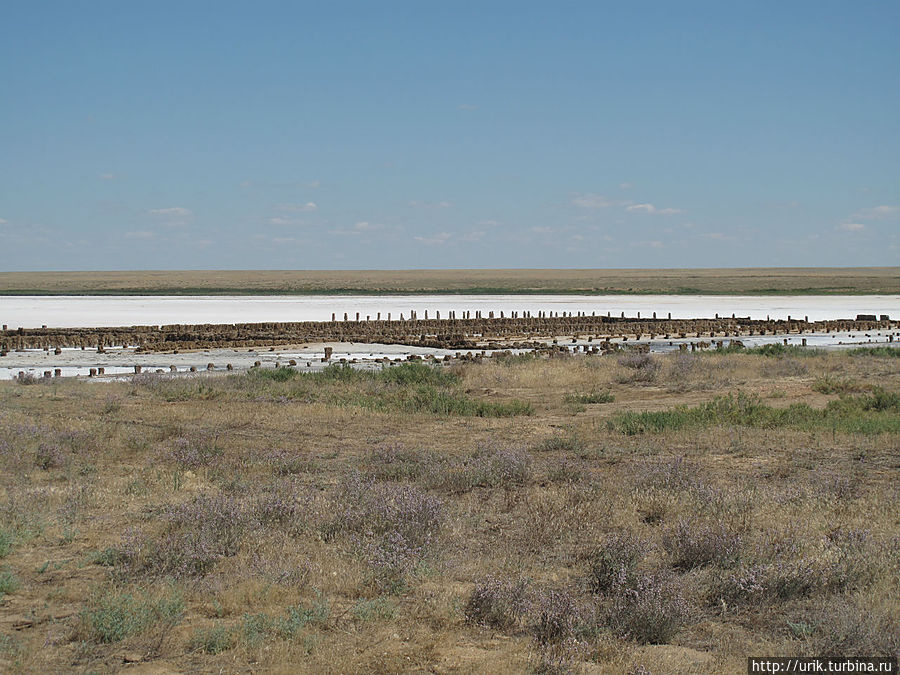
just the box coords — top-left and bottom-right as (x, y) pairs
(0, 267), (898, 296)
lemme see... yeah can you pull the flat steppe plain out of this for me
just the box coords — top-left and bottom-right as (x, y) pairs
(0, 346), (897, 673)
(1, 267), (898, 295)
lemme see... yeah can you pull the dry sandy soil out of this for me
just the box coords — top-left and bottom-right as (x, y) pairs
(0, 346), (898, 673)
(0, 267), (898, 295)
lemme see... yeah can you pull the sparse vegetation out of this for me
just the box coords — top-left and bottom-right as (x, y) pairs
(0, 347), (897, 671)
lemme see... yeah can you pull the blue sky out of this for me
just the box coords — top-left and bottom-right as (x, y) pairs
(1, 1), (898, 271)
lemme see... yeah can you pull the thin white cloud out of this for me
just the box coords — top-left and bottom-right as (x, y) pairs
(530, 226), (554, 234)
(625, 203), (683, 215)
(853, 205), (899, 220)
(572, 193), (620, 209)
(275, 202), (318, 213)
(619, 182), (633, 190)
(268, 217), (300, 226)
(100, 173), (116, 180)
(148, 206), (193, 228)
(837, 222), (866, 232)
(413, 232), (451, 245)
(328, 222), (383, 237)
(149, 207), (191, 217)
(0, 218), (6, 225)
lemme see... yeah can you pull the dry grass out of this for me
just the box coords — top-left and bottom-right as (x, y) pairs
(0, 349), (897, 673)
(0, 266), (898, 295)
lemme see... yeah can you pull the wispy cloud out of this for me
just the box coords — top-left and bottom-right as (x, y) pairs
(149, 206), (191, 217)
(619, 182), (633, 190)
(329, 221), (384, 237)
(413, 232), (452, 245)
(625, 203), (683, 215)
(124, 230), (156, 239)
(100, 173), (116, 180)
(836, 222), (866, 232)
(632, 240), (665, 249)
(0, 218), (6, 225)
(572, 193), (621, 209)
(149, 206), (193, 228)
(853, 205), (899, 220)
(275, 202), (318, 213)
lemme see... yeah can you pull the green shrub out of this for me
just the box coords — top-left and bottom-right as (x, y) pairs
(351, 597), (396, 622)
(252, 366), (298, 382)
(536, 434), (583, 452)
(845, 346), (900, 358)
(79, 588), (184, 643)
(0, 529), (12, 559)
(607, 391), (900, 435)
(190, 624), (235, 654)
(0, 569), (21, 600)
(565, 390), (614, 404)
(746, 344), (821, 357)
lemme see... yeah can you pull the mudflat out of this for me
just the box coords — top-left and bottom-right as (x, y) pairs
(0, 267), (898, 295)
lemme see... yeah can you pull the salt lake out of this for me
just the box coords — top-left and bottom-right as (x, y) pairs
(1, 294), (898, 329)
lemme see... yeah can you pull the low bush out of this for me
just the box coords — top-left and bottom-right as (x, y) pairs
(0, 569), (21, 600)
(565, 390), (614, 405)
(607, 572), (690, 644)
(588, 531), (648, 593)
(807, 598), (900, 657)
(536, 434), (583, 453)
(190, 624), (235, 654)
(240, 598), (329, 647)
(325, 474), (444, 591)
(662, 518), (743, 570)
(79, 588), (184, 643)
(465, 575), (531, 630)
(125, 493), (248, 578)
(424, 444), (531, 493)
(617, 354), (661, 383)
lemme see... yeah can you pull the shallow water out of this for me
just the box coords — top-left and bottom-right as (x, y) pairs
(1, 294), (898, 329)
(3, 331), (897, 381)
